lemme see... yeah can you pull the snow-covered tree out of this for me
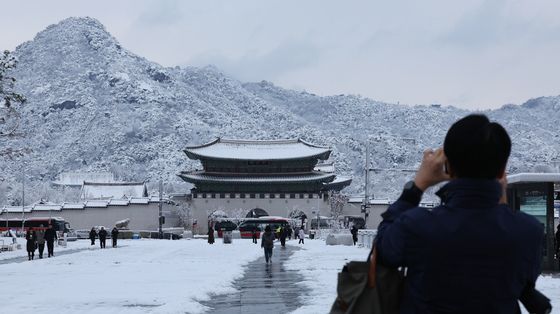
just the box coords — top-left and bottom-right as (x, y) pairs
(175, 203), (193, 230)
(0, 50), (25, 137)
(329, 191), (348, 223)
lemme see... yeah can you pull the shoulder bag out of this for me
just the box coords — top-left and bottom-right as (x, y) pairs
(330, 245), (404, 314)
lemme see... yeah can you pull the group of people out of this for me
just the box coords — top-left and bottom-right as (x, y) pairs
(206, 223), (306, 264)
(251, 225), (298, 246)
(89, 226), (120, 248)
(25, 224), (57, 260)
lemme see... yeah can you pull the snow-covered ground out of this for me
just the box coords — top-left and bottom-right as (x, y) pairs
(1, 237), (559, 313)
(286, 239), (367, 313)
(0, 238), (262, 314)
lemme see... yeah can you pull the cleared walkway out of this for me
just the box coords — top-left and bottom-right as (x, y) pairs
(204, 244), (304, 313)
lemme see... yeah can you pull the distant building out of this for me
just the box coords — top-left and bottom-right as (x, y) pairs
(344, 196), (439, 228)
(0, 196), (179, 231)
(52, 172), (115, 187)
(80, 182), (148, 200)
(178, 138), (352, 233)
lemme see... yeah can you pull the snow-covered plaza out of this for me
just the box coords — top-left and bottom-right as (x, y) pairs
(1, 237), (559, 314)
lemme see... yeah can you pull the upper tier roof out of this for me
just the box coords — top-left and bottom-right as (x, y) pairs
(184, 138), (331, 161)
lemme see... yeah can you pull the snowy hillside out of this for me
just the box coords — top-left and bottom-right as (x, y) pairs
(1, 17), (559, 204)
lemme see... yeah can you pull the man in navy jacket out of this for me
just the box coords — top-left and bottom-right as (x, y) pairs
(376, 115), (544, 314)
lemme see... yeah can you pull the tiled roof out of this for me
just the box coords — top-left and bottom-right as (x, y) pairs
(184, 138), (330, 161)
(0, 197), (168, 214)
(179, 171), (336, 184)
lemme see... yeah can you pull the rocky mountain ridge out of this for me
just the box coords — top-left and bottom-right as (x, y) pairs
(1, 17), (559, 204)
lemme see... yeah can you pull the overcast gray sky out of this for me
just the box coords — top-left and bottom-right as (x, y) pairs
(1, 0), (559, 109)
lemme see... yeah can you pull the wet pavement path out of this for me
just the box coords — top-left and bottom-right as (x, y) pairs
(203, 245), (304, 314)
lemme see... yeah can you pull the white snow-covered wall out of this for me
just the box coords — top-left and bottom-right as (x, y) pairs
(1, 17), (560, 205)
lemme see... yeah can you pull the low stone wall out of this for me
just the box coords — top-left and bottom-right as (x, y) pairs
(325, 233), (354, 246)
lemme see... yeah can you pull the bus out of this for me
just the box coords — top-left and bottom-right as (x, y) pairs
(0, 217), (72, 237)
(237, 216), (289, 238)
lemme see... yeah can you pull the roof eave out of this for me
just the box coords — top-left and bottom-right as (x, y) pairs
(178, 172), (336, 184)
(183, 151), (331, 162)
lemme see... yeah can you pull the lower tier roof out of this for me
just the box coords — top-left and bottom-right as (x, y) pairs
(178, 171), (336, 184)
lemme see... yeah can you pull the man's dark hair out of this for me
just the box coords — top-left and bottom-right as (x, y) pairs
(444, 114), (511, 179)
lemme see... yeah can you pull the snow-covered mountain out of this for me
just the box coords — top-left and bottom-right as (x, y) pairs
(1, 17), (559, 204)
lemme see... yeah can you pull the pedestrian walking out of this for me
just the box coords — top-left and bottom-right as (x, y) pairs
(207, 226), (215, 244)
(251, 226), (258, 244)
(279, 227), (287, 247)
(350, 225), (358, 245)
(298, 228), (305, 244)
(44, 224), (57, 258)
(261, 225), (275, 264)
(89, 227), (97, 246)
(26, 227), (37, 261)
(275, 226), (282, 239)
(36, 224), (46, 259)
(98, 227), (107, 249)
(111, 227), (119, 248)
(376, 114), (549, 313)
(294, 226), (300, 240)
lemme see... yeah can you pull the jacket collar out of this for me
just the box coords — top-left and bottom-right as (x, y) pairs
(436, 178), (502, 208)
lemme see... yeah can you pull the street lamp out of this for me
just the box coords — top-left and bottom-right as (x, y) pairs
(158, 180), (164, 239)
(21, 159), (25, 235)
(362, 139), (418, 227)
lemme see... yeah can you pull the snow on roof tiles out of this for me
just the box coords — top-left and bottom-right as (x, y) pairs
(84, 200), (109, 208)
(0, 198), (167, 214)
(108, 199), (130, 206)
(130, 198), (149, 204)
(184, 138), (331, 161)
(33, 204), (63, 211)
(62, 203), (85, 210)
(2, 206), (32, 213)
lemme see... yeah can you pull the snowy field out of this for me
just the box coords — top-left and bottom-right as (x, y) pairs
(1, 237), (559, 314)
(0, 238), (262, 314)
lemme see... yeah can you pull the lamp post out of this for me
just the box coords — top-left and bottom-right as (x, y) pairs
(362, 138), (418, 227)
(316, 191), (321, 238)
(21, 159), (25, 235)
(158, 180), (163, 239)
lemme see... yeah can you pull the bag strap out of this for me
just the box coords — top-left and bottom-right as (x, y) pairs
(368, 245), (377, 288)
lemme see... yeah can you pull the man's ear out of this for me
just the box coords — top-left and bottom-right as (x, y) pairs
(445, 160), (455, 178)
(497, 166), (507, 180)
